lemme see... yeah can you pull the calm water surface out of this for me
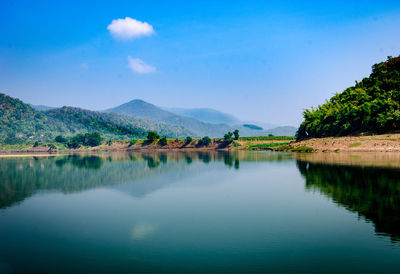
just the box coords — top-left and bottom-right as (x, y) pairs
(0, 151), (399, 273)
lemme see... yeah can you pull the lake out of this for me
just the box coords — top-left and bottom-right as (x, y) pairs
(0, 151), (399, 273)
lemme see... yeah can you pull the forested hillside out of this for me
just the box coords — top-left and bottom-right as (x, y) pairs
(297, 56), (400, 140)
(0, 94), (191, 143)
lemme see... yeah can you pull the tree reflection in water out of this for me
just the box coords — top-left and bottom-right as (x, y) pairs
(297, 160), (400, 242)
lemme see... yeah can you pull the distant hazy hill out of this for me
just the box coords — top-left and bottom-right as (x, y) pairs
(105, 99), (233, 137)
(0, 94), (191, 143)
(46, 107), (191, 139)
(266, 126), (297, 136)
(243, 124), (263, 130)
(165, 107), (240, 125)
(30, 104), (54, 111)
(106, 99), (297, 137)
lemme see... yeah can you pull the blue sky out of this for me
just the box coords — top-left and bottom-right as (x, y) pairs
(1, 0), (400, 126)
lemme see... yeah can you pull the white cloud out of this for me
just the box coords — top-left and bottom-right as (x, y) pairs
(107, 17), (154, 40)
(80, 63), (88, 69)
(127, 56), (156, 74)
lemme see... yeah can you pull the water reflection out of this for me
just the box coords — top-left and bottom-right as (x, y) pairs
(55, 155), (104, 169)
(0, 151), (291, 209)
(2, 151), (397, 243)
(296, 160), (400, 242)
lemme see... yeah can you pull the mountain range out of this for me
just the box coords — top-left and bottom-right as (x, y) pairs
(1, 93), (296, 143)
(105, 99), (296, 137)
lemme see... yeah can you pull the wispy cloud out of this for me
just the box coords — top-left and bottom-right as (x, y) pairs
(80, 63), (88, 69)
(127, 56), (156, 74)
(107, 17), (154, 40)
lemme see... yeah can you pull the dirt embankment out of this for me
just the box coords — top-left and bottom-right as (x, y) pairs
(0, 139), (234, 155)
(292, 133), (400, 152)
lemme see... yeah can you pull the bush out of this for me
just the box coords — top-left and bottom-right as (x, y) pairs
(159, 136), (167, 146)
(67, 137), (82, 149)
(223, 132), (234, 144)
(85, 132), (102, 147)
(107, 139), (112, 146)
(147, 131), (159, 142)
(198, 136), (211, 146)
(128, 139), (137, 147)
(275, 145), (314, 152)
(233, 129), (239, 140)
(67, 132), (102, 148)
(33, 141), (40, 147)
(185, 136), (193, 144)
(55, 135), (67, 143)
(47, 143), (57, 149)
(233, 141), (241, 147)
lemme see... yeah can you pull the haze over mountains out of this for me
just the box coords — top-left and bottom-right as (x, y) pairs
(105, 99), (296, 137)
(164, 107), (240, 125)
(1, 93), (296, 143)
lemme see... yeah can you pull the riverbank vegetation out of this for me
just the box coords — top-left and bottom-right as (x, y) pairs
(297, 56), (400, 140)
(0, 129), (299, 153)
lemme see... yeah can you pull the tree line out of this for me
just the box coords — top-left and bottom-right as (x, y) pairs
(297, 56), (400, 140)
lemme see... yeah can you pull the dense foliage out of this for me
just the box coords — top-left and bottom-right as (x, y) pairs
(159, 136), (167, 146)
(297, 56), (400, 139)
(146, 131), (159, 142)
(233, 129), (239, 140)
(184, 136), (193, 144)
(55, 135), (67, 143)
(223, 132), (234, 144)
(67, 132), (102, 148)
(0, 94), (192, 143)
(198, 136), (211, 146)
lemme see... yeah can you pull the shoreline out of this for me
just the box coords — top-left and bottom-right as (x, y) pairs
(290, 133), (400, 152)
(1, 133), (400, 156)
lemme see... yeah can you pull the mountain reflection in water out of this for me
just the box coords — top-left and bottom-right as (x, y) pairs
(0, 151), (399, 242)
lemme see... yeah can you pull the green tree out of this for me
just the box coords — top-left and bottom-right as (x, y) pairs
(198, 136), (211, 146)
(233, 129), (239, 140)
(223, 132), (234, 144)
(55, 135), (67, 143)
(147, 131), (159, 142)
(47, 143), (57, 150)
(129, 139), (137, 147)
(67, 132), (102, 148)
(159, 136), (167, 146)
(84, 132), (102, 147)
(297, 56), (400, 140)
(184, 136), (193, 145)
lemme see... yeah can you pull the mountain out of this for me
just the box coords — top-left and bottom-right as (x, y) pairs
(266, 126), (297, 136)
(165, 107), (240, 125)
(0, 93), (296, 144)
(0, 94), (192, 143)
(45, 107), (191, 139)
(105, 99), (296, 137)
(105, 99), (233, 137)
(30, 104), (54, 111)
(297, 55), (400, 139)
